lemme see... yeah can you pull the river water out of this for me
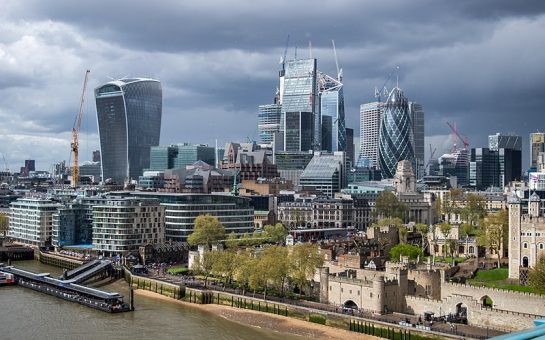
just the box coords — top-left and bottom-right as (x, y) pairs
(0, 261), (297, 340)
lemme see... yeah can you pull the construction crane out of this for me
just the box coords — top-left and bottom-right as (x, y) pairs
(424, 144), (437, 173)
(374, 65), (399, 103)
(71, 70), (90, 187)
(446, 121), (470, 151)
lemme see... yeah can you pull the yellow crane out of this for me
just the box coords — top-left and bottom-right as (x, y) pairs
(71, 69), (90, 187)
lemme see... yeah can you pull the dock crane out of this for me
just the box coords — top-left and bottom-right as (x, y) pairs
(71, 70), (90, 187)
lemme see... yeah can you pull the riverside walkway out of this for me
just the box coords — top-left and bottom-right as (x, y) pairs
(139, 270), (505, 339)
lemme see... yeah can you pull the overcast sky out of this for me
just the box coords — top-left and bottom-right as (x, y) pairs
(1, 0), (544, 171)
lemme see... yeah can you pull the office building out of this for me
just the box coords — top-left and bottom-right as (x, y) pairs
(410, 102), (425, 179)
(95, 78), (162, 184)
(378, 87), (415, 178)
(300, 151), (346, 197)
(321, 115), (333, 152)
(470, 146), (522, 190)
(319, 73), (345, 152)
(359, 102), (381, 168)
(283, 111), (314, 152)
(92, 150), (101, 163)
(281, 59), (320, 150)
(489, 133), (522, 151)
(258, 103), (282, 145)
(530, 133), (545, 169)
(8, 198), (61, 247)
(149, 144), (215, 171)
(346, 127), (355, 166)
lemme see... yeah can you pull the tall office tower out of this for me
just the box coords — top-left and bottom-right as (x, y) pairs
(378, 87), (415, 178)
(359, 102), (382, 168)
(409, 102), (425, 179)
(346, 128), (355, 166)
(92, 150), (101, 163)
(489, 133), (522, 151)
(470, 146), (522, 190)
(319, 73), (345, 152)
(284, 111), (314, 152)
(95, 78), (162, 184)
(281, 59), (319, 150)
(258, 103), (282, 145)
(321, 115), (333, 152)
(530, 133), (545, 169)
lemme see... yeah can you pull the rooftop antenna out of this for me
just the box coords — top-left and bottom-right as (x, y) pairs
(332, 40), (342, 81)
(309, 40), (312, 59)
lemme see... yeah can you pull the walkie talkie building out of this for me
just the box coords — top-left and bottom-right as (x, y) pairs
(95, 78), (162, 184)
(378, 87), (415, 178)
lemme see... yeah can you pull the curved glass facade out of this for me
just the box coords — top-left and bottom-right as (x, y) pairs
(95, 79), (162, 183)
(378, 87), (415, 178)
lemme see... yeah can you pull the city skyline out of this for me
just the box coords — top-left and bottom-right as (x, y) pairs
(1, 1), (545, 170)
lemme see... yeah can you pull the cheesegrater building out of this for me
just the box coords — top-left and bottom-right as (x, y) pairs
(95, 78), (162, 184)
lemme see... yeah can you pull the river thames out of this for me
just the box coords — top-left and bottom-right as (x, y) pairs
(1, 261), (298, 340)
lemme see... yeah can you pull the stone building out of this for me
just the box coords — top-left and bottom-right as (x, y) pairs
(508, 191), (545, 281)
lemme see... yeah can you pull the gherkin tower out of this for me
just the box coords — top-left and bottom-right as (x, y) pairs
(378, 87), (415, 178)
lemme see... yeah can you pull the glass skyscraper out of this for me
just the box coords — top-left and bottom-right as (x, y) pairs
(378, 87), (415, 178)
(281, 59), (319, 150)
(319, 73), (345, 153)
(95, 78), (162, 184)
(258, 103), (282, 145)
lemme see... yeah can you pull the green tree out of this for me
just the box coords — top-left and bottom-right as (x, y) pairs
(437, 222), (452, 239)
(529, 255), (545, 294)
(193, 250), (218, 287)
(225, 232), (240, 249)
(390, 243), (423, 261)
(415, 223), (429, 252)
(211, 250), (237, 287)
(233, 249), (255, 294)
(0, 213), (8, 237)
(264, 223), (288, 244)
(374, 191), (407, 220)
(462, 193), (487, 226)
(289, 243), (324, 297)
(188, 215), (226, 248)
(478, 209), (508, 268)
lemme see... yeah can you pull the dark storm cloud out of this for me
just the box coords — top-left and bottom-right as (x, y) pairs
(1, 0), (545, 168)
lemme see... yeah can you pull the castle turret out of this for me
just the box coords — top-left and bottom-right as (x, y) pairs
(508, 193), (522, 279)
(372, 275), (385, 314)
(319, 267), (329, 304)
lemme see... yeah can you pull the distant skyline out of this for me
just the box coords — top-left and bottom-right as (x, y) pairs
(1, 1), (544, 170)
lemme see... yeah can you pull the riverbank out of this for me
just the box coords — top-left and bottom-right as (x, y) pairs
(135, 289), (378, 339)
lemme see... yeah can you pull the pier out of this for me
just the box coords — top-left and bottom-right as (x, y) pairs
(0, 263), (131, 313)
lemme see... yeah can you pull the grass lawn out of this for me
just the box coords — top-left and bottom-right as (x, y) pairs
(167, 265), (189, 275)
(467, 267), (542, 294)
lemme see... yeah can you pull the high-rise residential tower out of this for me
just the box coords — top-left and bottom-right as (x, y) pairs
(95, 78), (162, 184)
(359, 102), (382, 168)
(378, 87), (415, 178)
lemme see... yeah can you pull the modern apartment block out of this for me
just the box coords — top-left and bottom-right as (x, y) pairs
(8, 198), (61, 247)
(95, 78), (162, 184)
(115, 192), (254, 242)
(92, 198), (165, 256)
